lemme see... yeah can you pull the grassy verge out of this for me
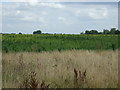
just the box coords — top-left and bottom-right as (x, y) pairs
(2, 50), (118, 88)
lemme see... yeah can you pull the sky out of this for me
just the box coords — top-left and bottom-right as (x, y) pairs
(1, 1), (119, 34)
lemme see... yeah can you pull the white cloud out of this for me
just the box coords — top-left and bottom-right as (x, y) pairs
(58, 16), (66, 21)
(2, 2), (117, 34)
(2, 3), (21, 16)
(41, 11), (48, 15)
(21, 15), (46, 26)
(40, 3), (65, 9)
(26, 0), (39, 6)
(17, 10), (21, 14)
(15, 10), (21, 15)
(88, 8), (108, 19)
(39, 17), (45, 23)
(22, 16), (36, 21)
(75, 10), (81, 16)
(2, 0), (119, 2)
(58, 16), (72, 25)
(38, 17), (47, 26)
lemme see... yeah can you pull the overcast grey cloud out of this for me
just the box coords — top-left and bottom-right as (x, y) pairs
(2, 0), (119, 2)
(2, 2), (118, 34)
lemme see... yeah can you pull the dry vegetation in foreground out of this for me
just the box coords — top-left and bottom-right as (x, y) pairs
(2, 50), (118, 88)
(0, 52), (2, 89)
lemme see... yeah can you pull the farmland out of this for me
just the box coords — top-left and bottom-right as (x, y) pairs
(2, 34), (119, 88)
(2, 1), (119, 88)
(2, 34), (120, 52)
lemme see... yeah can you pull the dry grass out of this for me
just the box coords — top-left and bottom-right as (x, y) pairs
(19, 71), (49, 89)
(0, 52), (2, 89)
(2, 50), (118, 88)
(0, 34), (2, 89)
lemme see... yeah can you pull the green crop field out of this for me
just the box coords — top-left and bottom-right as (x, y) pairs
(2, 34), (119, 88)
(2, 34), (120, 52)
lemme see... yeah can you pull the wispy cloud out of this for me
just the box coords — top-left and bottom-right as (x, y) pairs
(58, 16), (66, 21)
(2, 2), (117, 34)
(26, 0), (39, 6)
(88, 8), (108, 19)
(75, 10), (81, 16)
(58, 16), (72, 25)
(2, 0), (119, 2)
(41, 11), (48, 15)
(39, 17), (45, 23)
(15, 10), (21, 15)
(21, 16), (36, 21)
(39, 3), (65, 9)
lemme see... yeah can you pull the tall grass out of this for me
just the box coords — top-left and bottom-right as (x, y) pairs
(2, 50), (118, 88)
(19, 71), (49, 89)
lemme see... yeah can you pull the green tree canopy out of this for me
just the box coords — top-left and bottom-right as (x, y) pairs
(90, 30), (98, 34)
(110, 28), (116, 34)
(33, 30), (42, 34)
(83, 28), (120, 35)
(103, 29), (110, 34)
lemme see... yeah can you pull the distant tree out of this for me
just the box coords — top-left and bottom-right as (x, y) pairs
(103, 29), (110, 34)
(115, 30), (120, 34)
(90, 30), (98, 34)
(85, 30), (90, 34)
(33, 30), (42, 34)
(98, 32), (102, 34)
(85, 30), (98, 34)
(110, 28), (116, 34)
(83, 28), (119, 35)
(80, 32), (84, 34)
(19, 32), (22, 34)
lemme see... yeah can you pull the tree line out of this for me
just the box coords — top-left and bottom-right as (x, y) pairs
(1, 28), (120, 35)
(33, 28), (120, 35)
(81, 28), (120, 34)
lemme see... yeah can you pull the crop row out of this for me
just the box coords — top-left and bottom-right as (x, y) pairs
(2, 34), (120, 52)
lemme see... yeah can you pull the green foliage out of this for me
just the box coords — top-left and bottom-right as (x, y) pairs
(85, 30), (98, 34)
(103, 29), (110, 34)
(84, 28), (120, 34)
(33, 30), (42, 34)
(2, 34), (119, 52)
(110, 28), (116, 34)
(19, 32), (22, 34)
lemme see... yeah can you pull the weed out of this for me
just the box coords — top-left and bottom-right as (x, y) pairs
(74, 68), (86, 88)
(20, 71), (49, 89)
(19, 54), (24, 67)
